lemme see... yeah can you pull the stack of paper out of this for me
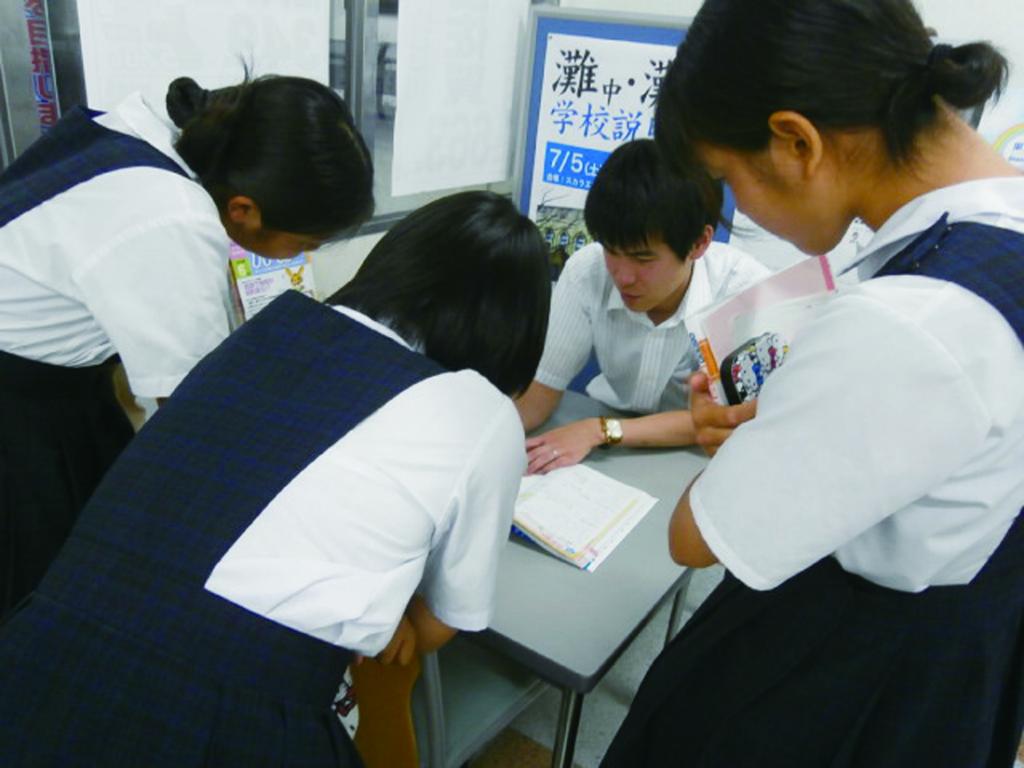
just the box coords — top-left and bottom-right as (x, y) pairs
(512, 464), (657, 572)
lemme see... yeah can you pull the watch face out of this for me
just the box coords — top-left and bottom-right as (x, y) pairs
(606, 418), (623, 441)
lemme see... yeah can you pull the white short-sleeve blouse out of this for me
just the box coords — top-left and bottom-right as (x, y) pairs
(692, 177), (1024, 592)
(205, 307), (527, 655)
(0, 85), (232, 398)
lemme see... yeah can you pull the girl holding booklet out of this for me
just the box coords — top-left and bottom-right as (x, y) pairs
(604, 1), (1024, 766)
(0, 191), (550, 767)
(0, 75), (374, 615)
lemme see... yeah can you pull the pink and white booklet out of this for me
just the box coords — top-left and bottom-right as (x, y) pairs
(686, 255), (837, 404)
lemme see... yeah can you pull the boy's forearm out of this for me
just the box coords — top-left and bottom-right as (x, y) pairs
(514, 380), (564, 432)
(619, 409), (697, 448)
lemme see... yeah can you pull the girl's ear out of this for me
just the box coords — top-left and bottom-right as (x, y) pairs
(765, 110), (825, 183)
(222, 195), (265, 247)
(225, 196), (263, 228)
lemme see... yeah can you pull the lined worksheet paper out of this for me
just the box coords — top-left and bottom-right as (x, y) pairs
(514, 464), (657, 572)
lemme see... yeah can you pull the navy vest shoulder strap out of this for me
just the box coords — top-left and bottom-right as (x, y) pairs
(875, 213), (1024, 343)
(0, 105), (189, 227)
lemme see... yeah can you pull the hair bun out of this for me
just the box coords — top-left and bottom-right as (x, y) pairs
(926, 43), (954, 72)
(926, 41), (1007, 110)
(166, 77), (210, 128)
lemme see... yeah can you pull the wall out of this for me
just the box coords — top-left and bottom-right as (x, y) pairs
(310, 0), (704, 296)
(311, 231), (385, 297)
(923, 1), (1024, 83)
(560, 0), (702, 17)
(314, 0), (1024, 293)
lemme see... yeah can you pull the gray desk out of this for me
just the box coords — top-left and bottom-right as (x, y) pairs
(477, 391), (707, 767)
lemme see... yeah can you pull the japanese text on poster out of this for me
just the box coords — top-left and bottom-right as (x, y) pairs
(520, 22), (682, 277)
(25, 0), (58, 131)
(525, 32), (678, 223)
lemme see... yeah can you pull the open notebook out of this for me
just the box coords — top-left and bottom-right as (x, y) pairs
(512, 464), (658, 572)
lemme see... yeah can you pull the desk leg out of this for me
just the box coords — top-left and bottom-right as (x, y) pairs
(665, 569), (694, 647)
(421, 652), (447, 768)
(551, 688), (583, 768)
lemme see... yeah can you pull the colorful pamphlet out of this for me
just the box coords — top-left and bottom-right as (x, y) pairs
(512, 464), (657, 572)
(686, 255), (836, 404)
(228, 243), (317, 323)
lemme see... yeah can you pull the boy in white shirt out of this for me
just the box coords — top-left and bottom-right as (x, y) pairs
(516, 138), (768, 474)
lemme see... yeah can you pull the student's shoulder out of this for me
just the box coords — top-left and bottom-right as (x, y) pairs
(113, 165), (213, 212)
(705, 241), (769, 271)
(553, 242), (612, 311)
(405, 369), (522, 437)
(702, 241), (771, 291)
(560, 241), (607, 283)
(399, 371), (525, 477)
(816, 276), (1024, 416)
(71, 163), (219, 231)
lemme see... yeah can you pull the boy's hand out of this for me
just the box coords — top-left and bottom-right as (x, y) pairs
(376, 615), (417, 666)
(690, 372), (756, 457)
(525, 419), (603, 474)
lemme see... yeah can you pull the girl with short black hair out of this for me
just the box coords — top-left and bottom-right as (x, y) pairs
(329, 189), (550, 396)
(0, 191), (549, 767)
(604, 1), (1024, 766)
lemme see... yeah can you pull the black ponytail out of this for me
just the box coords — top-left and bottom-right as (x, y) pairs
(656, 0), (1008, 169)
(166, 74), (374, 238)
(167, 77), (248, 180)
(165, 77), (210, 129)
(926, 42), (1008, 112)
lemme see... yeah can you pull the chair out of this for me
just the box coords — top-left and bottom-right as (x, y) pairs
(567, 350), (600, 396)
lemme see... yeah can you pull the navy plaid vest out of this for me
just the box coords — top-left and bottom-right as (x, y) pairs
(0, 105), (188, 227)
(874, 214), (1024, 343)
(875, 214), (1023, 524)
(38, 291), (445, 705)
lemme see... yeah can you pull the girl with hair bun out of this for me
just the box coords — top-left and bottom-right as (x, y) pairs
(0, 75), (373, 615)
(604, 1), (1024, 766)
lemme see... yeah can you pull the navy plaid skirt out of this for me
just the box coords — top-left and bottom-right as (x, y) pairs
(603, 513), (1024, 767)
(0, 589), (363, 767)
(0, 350), (132, 615)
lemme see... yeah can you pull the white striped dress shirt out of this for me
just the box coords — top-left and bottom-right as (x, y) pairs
(535, 241), (770, 412)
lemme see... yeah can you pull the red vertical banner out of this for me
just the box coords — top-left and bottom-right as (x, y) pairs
(24, 0), (59, 132)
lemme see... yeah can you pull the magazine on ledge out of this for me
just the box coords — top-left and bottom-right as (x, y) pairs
(686, 255), (836, 405)
(228, 243), (317, 323)
(512, 464), (657, 572)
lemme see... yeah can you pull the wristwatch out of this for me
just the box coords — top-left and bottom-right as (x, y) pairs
(599, 416), (623, 447)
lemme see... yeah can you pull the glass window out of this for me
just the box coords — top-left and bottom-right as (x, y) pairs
(343, 0), (558, 231)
